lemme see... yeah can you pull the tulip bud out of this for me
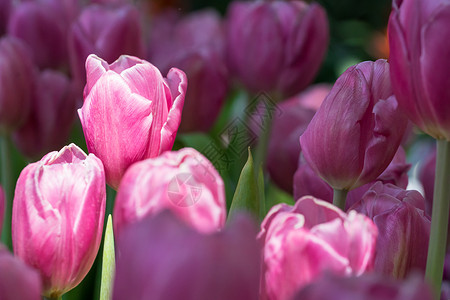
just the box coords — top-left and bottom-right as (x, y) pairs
(12, 144), (106, 298)
(69, 4), (144, 90)
(0, 36), (34, 134)
(350, 182), (431, 278)
(294, 147), (411, 209)
(148, 9), (228, 133)
(259, 196), (378, 300)
(113, 211), (261, 300)
(78, 54), (187, 189)
(226, 1), (328, 97)
(114, 147), (226, 235)
(389, 0), (450, 140)
(0, 246), (42, 300)
(13, 70), (78, 160)
(300, 60), (408, 191)
(8, 0), (76, 70)
(0, 185), (4, 235)
(293, 273), (432, 300)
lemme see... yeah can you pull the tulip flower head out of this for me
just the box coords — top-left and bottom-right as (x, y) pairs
(114, 147), (226, 235)
(259, 196), (378, 300)
(78, 54), (187, 189)
(12, 144), (106, 298)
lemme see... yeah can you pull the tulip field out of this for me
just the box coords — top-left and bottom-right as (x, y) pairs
(0, 0), (448, 299)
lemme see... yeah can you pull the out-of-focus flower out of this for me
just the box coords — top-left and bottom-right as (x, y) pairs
(294, 147), (411, 209)
(226, 1), (328, 97)
(263, 84), (330, 193)
(13, 70), (77, 160)
(69, 3), (144, 90)
(113, 211), (260, 300)
(78, 54), (187, 189)
(0, 36), (34, 134)
(114, 147), (226, 235)
(148, 9), (228, 133)
(8, 0), (78, 70)
(293, 273), (432, 300)
(300, 60), (408, 191)
(259, 196), (378, 300)
(12, 144), (106, 298)
(0, 0), (11, 35)
(389, 0), (450, 140)
(350, 182), (430, 278)
(0, 246), (42, 300)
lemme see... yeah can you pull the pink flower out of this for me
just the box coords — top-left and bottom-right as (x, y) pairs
(78, 54), (187, 189)
(12, 144), (106, 298)
(259, 196), (377, 300)
(114, 147), (226, 235)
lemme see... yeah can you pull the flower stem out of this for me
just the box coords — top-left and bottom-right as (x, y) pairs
(0, 134), (13, 249)
(332, 188), (348, 211)
(426, 139), (450, 299)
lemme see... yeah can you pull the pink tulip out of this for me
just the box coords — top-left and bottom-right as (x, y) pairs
(78, 54), (187, 189)
(12, 144), (106, 298)
(69, 3), (144, 90)
(389, 0), (450, 140)
(259, 196), (378, 300)
(226, 1), (328, 97)
(114, 147), (226, 235)
(300, 60), (408, 191)
(0, 36), (34, 133)
(0, 185), (4, 235)
(350, 182), (430, 278)
(294, 147), (411, 209)
(113, 211), (260, 300)
(13, 70), (78, 160)
(0, 246), (42, 300)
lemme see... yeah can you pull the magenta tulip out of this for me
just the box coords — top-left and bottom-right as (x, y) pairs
(350, 182), (431, 278)
(293, 273), (432, 300)
(300, 60), (408, 191)
(294, 147), (411, 210)
(13, 70), (77, 160)
(0, 36), (34, 133)
(78, 54), (187, 189)
(0, 246), (42, 300)
(226, 1), (328, 97)
(114, 147), (226, 235)
(389, 0), (450, 140)
(113, 211), (260, 300)
(12, 144), (106, 298)
(0, 185), (4, 234)
(259, 196), (378, 300)
(69, 3), (144, 90)
(0, 0), (11, 35)
(418, 147), (436, 216)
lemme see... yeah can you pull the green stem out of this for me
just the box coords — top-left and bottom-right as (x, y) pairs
(332, 188), (348, 211)
(0, 135), (13, 249)
(425, 139), (450, 299)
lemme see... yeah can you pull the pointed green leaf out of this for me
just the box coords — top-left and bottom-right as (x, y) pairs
(100, 215), (115, 300)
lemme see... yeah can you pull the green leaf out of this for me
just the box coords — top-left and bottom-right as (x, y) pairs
(100, 215), (115, 300)
(228, 148), (264, 220)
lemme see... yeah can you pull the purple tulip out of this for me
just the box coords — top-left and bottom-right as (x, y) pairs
(148, 9), (228, 132)
(300, 60), (408, 191)
(259, 196), (378, 300)
(0, 246), (42, 300)
(265, 84), (330, 193)
(226, 1), (328, 97)
(78, 54), (187, 189)
(389, 0), (450, 140)
(350, 182), (431, 278)
(69, 3), (144, 90)
(0, 36), (34, 133)
(114, 147), (226, 236)
(0, 0), (11, 35)
(293, 273), (432, 300)
(113, 211), (261, 300)
(294, 147), (411, 210)
(7, 0), (77, 70)
(13, 70), (78, 160)
(0, 185), (4, 235)
(12, 144), (106, 298)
